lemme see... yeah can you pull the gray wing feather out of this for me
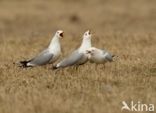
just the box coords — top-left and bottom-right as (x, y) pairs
(29, 49), (53, 65)
(57, 50), (83, 68)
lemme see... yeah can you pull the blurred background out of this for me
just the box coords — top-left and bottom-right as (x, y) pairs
(0, 0), (156, 36)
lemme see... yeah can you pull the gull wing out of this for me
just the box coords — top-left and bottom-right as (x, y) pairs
(28, 49), (54, 66)
(57, 50), (84, 68)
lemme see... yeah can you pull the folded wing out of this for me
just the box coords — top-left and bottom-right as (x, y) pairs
(54, 50), (84, 68)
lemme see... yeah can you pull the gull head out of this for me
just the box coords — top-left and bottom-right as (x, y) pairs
(86, 47), (96, 54)
(56, 30), (64, 39)
(83, 30), (92, 39)
(85, 47), (96, 58)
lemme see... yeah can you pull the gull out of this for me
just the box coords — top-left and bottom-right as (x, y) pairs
(19, 30), (64, 67)
(85, 47), (115, 64)
(53, 30), (92, 69)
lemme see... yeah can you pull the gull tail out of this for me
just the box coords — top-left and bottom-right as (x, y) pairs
(52, 65), (58, 70)
(19, 60), (30, 68)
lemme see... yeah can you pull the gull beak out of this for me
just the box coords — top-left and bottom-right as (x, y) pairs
(86, 50), (91, 54)
(88, 30), (91, 35)
(87, 30), (92, 37)
(60, 32), (64, 38)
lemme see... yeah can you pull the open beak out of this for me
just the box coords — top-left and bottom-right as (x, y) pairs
(88, 30), (92, 37)
(88, 30), (91, 35)
(60, 32), (64, 38)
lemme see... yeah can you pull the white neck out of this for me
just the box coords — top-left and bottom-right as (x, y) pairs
(48, 35), (61, 53)
(79, 37), (91, 52)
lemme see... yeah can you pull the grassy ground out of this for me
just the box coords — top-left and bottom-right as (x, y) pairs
(0, 0), (156, 113)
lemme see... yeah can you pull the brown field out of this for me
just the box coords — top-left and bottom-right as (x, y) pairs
(0, 0), (156, 113)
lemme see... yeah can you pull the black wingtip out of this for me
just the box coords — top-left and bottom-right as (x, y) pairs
(52, 65), (58, 70)
(19, 60), (29, 68)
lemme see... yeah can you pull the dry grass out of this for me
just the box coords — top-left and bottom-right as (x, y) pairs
(0, 0), (156, 113)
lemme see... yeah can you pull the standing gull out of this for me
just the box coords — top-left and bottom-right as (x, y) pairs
(85, 47), (115, 64)
(53, 30), (92, 69)
(20, 30), (64, 67)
